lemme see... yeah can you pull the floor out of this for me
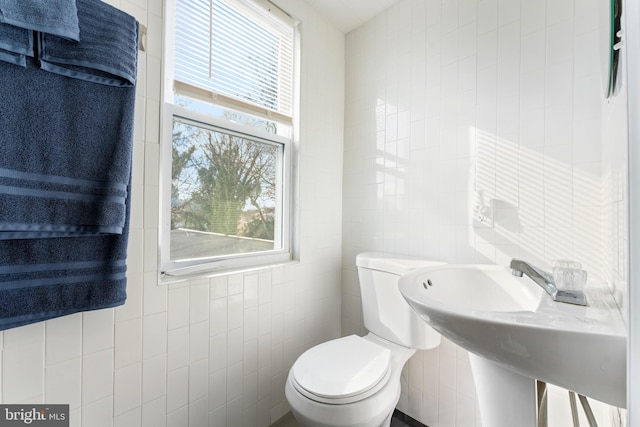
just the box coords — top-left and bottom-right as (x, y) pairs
(272, 412), (414, 427)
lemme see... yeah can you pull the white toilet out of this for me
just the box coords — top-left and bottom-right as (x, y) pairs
(285, 252), (445, 427)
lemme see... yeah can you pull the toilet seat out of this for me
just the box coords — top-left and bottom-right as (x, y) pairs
(291, 335), (391, 404)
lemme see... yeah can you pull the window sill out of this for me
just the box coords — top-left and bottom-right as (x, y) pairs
(158, 258), (299, 286)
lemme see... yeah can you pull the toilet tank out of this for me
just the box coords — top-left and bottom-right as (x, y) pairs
(356, 252), (445, 350)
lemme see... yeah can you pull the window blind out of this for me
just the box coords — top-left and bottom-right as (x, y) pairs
(175, 0), (294, 120)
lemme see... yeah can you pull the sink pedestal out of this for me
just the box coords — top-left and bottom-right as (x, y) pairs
(469, 354), (537, 427)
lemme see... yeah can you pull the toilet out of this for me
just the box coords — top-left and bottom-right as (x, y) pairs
(285, 252), (445, 427)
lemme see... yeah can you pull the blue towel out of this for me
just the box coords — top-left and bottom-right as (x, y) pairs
(0, 67), (135, 238)
(0, 180), (130, 330)
(0, 0), (80, 41)
(0, 0), (138, 240)
(0, 22), (33, 67)
(0, 168), (127, 239)
(39, 0), (138, 86)
(0, 1), (138, 329)
(0, 57), (133, 327)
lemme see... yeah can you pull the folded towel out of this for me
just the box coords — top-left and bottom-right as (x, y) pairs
(0, 0), (80, 41)
(0, 20), (137, 239)
(0, 62), (136, 238)
(39, 0), (138, 86)
(0, 22), (33, 66)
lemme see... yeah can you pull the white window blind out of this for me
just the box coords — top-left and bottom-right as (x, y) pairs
(175, 0), (294, 121)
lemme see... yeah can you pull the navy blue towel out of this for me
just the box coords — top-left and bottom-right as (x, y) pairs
(0, 0), (138, 240)
(0, 0), (138, 330)
(0, 65), (135, 238)
(39, 0), (138, 86)
(0, 179), (131, 330)
(0, 56), (135, 327)
(0, 0), (80, 41)
(0, 21), (32, 67)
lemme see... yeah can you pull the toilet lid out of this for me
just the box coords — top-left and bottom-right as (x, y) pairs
(291, 335), (391, 401)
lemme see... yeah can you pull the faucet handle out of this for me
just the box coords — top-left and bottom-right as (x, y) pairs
(552, 260), (587, 293)
(552, 259), (582, 269)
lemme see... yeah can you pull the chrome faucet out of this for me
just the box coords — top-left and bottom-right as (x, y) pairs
(510, 259), (587, 306)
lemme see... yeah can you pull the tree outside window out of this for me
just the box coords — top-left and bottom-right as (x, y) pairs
(170, 116), (280, 261)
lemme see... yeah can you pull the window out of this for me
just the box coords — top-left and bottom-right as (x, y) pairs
(161, 0), (297, 276)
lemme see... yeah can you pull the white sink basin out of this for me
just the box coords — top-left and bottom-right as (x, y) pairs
(399, 264), (627, 408)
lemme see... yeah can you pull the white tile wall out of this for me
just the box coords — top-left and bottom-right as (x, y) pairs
(342, 0), (626, 425)
(0, 1), (344, 427)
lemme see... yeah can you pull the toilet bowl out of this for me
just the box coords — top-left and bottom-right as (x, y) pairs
(285, 253), (444, 427)
(285, 333), (414, 427)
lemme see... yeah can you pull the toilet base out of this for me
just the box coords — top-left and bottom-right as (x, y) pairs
(287, 378), (399, 427)
(381, 410), (393, 427)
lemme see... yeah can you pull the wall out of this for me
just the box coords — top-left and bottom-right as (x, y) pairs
(342, 0), (625, 425)
(0, 1), (345, 427)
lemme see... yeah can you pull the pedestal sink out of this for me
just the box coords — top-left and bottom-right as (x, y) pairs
(399, 264), (626, 426)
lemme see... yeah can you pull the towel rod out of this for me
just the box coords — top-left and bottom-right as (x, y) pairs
(138, 24), (147, 52)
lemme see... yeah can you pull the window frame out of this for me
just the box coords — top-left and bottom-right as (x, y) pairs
(159, 0), (298, 278)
